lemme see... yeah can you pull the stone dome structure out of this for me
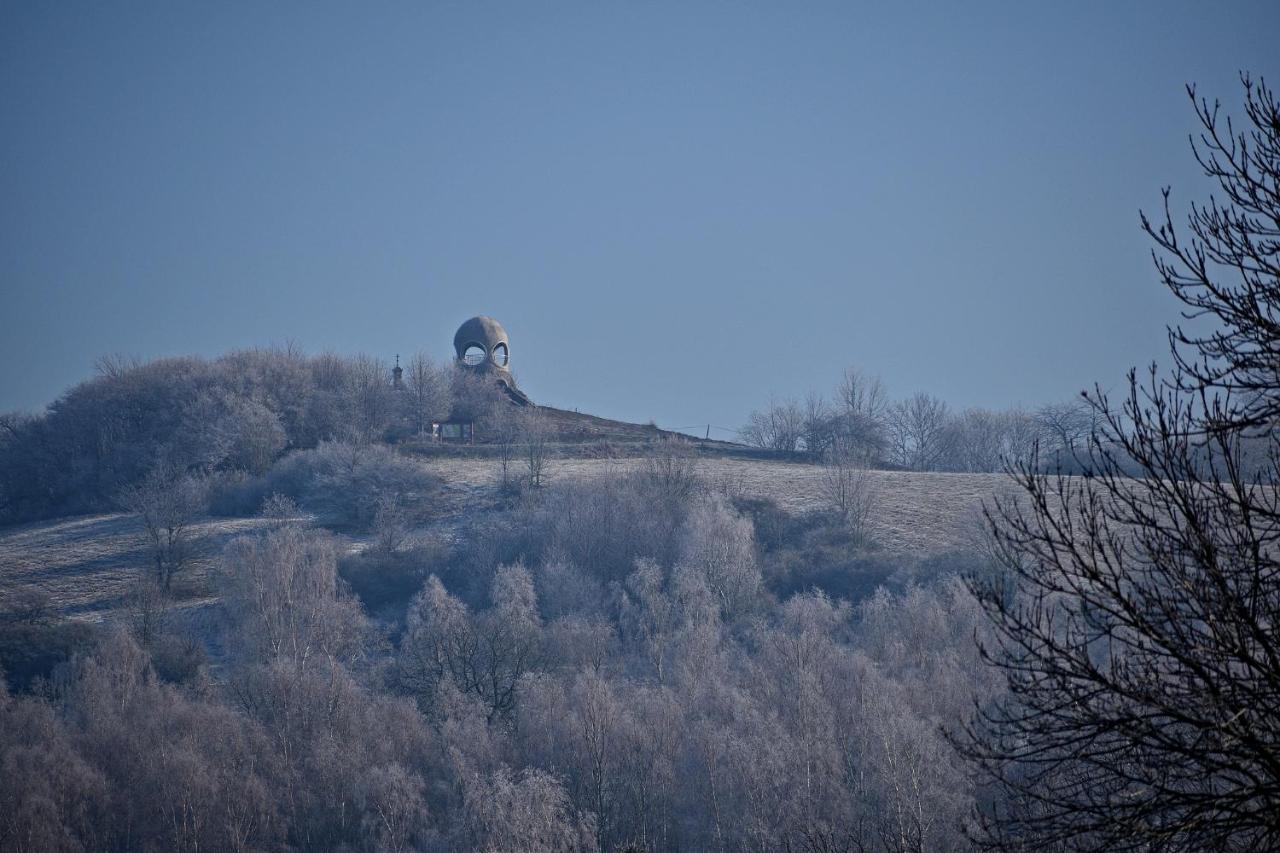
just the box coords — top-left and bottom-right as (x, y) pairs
(453, 315), (529, 405)
(453, 315), (512, 373)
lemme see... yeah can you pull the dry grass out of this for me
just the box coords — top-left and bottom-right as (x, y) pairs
(0, 514), (277, 622)
(0, 458), (1016, 621)
(423, 456), (1015, 556)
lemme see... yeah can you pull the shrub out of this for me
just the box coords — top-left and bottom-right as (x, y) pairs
(759, 514), (913, 604)
(148, 631), (208, 685)
(339, 539), (449, 621)
(0, 618), (96, 694)
(730, 496), (818, 553)
(209, 441), (438, 528)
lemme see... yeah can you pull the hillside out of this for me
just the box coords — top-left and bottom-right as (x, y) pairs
(405, 402), (768, 456)
(0, 456), (1013, 623)
(426, 456), (1011, 552)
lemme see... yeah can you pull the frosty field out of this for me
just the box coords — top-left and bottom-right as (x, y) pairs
(0, 456), (1013, 621)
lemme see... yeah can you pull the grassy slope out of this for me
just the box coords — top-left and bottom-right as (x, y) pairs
(0, 457), (1015, 621)
(0, 515), (277, 621)
(427, 456), (1013, 555)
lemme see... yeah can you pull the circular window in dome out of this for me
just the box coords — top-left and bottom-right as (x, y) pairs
(492, 343), (509, 368)
(462, 344), (487, 366)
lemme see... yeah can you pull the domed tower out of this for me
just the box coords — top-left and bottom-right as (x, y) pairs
(454, 316), (512, 374)
(453, 315), (530, 405)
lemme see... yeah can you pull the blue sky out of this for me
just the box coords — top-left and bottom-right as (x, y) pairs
(2, 2), (1276, 436)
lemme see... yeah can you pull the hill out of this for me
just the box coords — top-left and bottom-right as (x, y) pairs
(0, 455), (1012, 624)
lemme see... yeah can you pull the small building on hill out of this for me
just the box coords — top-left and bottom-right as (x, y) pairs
(430, 420), (474, 444)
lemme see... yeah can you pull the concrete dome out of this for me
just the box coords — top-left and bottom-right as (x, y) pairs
(453, 315), (511, 371)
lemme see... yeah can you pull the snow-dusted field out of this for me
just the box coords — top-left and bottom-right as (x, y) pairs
(0, 514), (277, 621)
(0, 457), (1015, 620)
(423, 456), (1013, 556)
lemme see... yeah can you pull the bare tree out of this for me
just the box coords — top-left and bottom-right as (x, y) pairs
(886, 392), (954, 471)
(620, 558), (679, 683)
(371, 493), (411, 554)
(218, 526), (367, 669)
(359, 763), (432, 853)
(964, 382), (1280, 849)
(836, 367), (889, 425)
(2, 587), (54, 625)
(638, 436), (701, 509)
(946, 408), (1040, 473)
(828, 369), (892, 467)
(403, 352), (453, 436)
(173, 388), (286, 475)
(800, 391), (837, 455)
(123, 572), (168, 647)
(1034, 399), (1097, 463)
(492, 409), (523, 493)
(678, 495), (760, 622)
(740, 398), (805, 451)
(92, 352), (140, 379)
(117, 462), (207, 591)
(401, 565), (543, 723)
(1145, 74), (1280, 433)
(521, 408), (553, 488)
(960, 76), (1280, 850)
(0, 412), (29, 446)
(347, 354), (395, 443)
(819, 442), (878, 543)
(0, 413), (41, 522)
(462, 766), (598, 853)
(258, 492), (302, 527)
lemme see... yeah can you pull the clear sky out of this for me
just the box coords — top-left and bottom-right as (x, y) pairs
(2, 2), (1277, 436)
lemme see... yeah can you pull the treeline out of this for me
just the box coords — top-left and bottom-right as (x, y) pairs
(0, 348), (465, 526)
(739, 368), (1097, 472)
(0, 451), (999, 852)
